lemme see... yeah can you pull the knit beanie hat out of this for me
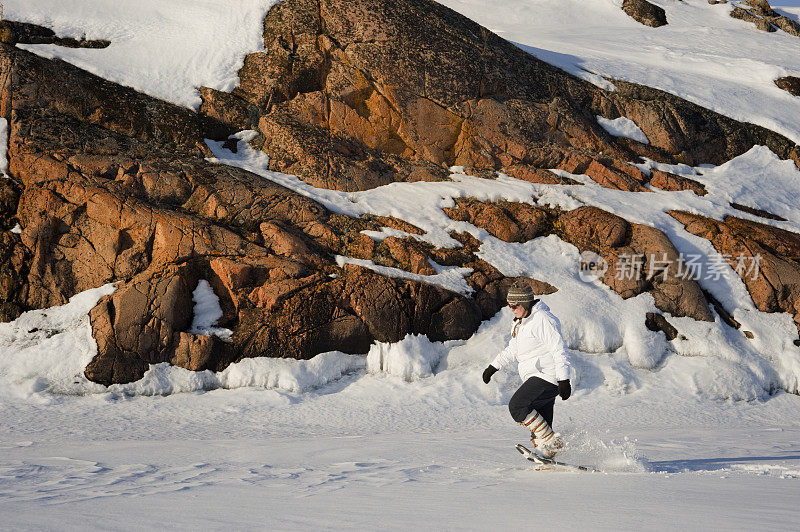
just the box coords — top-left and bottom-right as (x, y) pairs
(506, 280), (537, 305)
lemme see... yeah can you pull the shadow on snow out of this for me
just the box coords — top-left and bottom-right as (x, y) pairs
(646, 454), (800, 473)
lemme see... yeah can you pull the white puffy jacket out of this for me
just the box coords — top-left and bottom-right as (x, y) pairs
(490, 300), (571, 385)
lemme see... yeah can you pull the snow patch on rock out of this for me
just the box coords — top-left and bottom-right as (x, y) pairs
(596, 115), (650, 144)
(189, 280), (232, 341)
(0, 117), (9, 176)
(335, 256), (474, 296)
(4, 0), (279, 109)
(691, 145), (800, 226)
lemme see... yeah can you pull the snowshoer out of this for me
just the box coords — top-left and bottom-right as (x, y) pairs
(482, 280), (572, 459)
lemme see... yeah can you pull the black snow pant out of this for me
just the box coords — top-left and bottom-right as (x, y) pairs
(508, 376), (559, 427)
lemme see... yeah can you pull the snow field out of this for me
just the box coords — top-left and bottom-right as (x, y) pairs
(3, 0), (278, 109)
(1, 430), (797, 531)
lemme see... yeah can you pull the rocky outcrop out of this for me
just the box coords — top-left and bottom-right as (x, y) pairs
(556, 207), (714, 322)
(85, 256), (488, 385)
(671, 211), (800, 332)
(209, 0), (799, 193)
(443, 199), (554, 243)
(591, 80), (799, 170)
(0, 42), (518, 384)
(646, 312), (680, 341)
(4, 0), (800, 384)
(622, 0), (668, 28)
(731, 0), (800, 37)
(731, 5), (775, 32)
(86, 263), (209, 384)
(730, 203), (787, 222)
(443, 200), (714, 322)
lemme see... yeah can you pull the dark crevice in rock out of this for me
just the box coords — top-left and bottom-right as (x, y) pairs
(645, 312), (679, 341)
(702, 288), (741, 329)
(0, 176), (31, 321)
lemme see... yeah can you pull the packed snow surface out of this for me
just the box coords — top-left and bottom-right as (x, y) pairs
(1, 294), (800, 529)
(3, 0), (800, 528)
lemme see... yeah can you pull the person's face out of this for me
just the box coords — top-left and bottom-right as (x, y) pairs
(508, 301), (527, 318)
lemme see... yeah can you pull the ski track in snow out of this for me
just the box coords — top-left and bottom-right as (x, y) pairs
(1, 432), (800, 529)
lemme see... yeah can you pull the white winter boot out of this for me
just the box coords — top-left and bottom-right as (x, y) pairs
(520, 410), (564, 459)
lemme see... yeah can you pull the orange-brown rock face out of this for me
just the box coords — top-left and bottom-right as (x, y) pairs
(649, 169), (707, 196)
(731, 0), (800, 37)
(557, 205), (715, 321)
(208, 0), (798, 192)
(443, 199), (553, 244)
(442, 200), (714, 322)
(775, 76), (800, 97)
(671, 211), (800, 332)
(0, 41), (510, 385)
(4, 1), (800, 385)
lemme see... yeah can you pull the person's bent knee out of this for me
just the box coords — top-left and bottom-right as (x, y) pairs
(508, 401), (528, 423)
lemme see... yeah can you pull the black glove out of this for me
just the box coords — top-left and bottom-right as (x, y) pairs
(482, 365), (498, 384)
(558, 379), (571, 400)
